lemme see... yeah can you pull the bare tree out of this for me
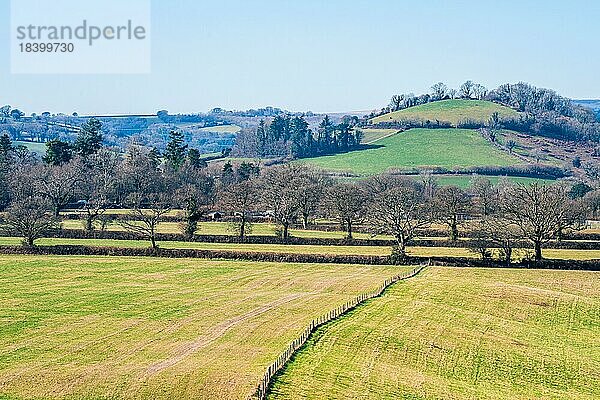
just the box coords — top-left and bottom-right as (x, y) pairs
(431, 82), (448, 101)
(432, 185), (471, 241)
(120, 192), (172, 249)
(459, 80), (475, 99)
(470, 176), (498, 216)
(501, 183), (580, 261)
(323, 183), (366, 239)
(297, 169), (328, 229)
(472, 84), (488, 100)
(35, 161), (83, 217)
(219, 180), (257, 239)
(367, 183), (430, 256)
(1, 168), (59, 246)
(78, 149), (120, 231)
(260, 165), (305, 239)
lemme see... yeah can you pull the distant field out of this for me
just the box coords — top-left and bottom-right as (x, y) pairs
(432, 174), (554, 188)
(2, 238), (600, 260)
(371, 99), (519, 125)
(0, 255), (405, 399)
(270, 267), (600, 400)
(301, 128), (523, 175)
(358, 128), (399, 144)
(59, 220), (380, 240)
(13, 140), (46, 154)
(198, 124), (241, 133)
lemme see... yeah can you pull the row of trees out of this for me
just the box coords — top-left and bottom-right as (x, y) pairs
(1, 128), (595, 262)
(234, 115), (363, 159)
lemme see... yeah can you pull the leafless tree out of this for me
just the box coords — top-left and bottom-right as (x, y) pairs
(367, 183), (430, 256)
(459, 80), (475, 99)
(259, 165), (305, 239)
(431, 82), (448, 101)
(0, 168), (59, 246)
(120, 192), (172, 249)
(35, 161), (83, 217)
(432, 185), (471, 241)
(323, 183), (366, 239)
(219, 180), (258, 239)
(472, 84), (488, 100)
(78, 149), (120, 231)
(470, 176), (498, 216)
(500, 183), (581, 261)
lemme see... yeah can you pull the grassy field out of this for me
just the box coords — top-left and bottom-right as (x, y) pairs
(13, 141), (46, 154)
(2, 237), (600, 260)
(371, 99), (519, 125)
(270, 267), (600, 400)
(359, 128), (399, 144)
(198, 124), (241, 133)
(0, 255), (407, 399)
(301, 128), (523, 175)
(58, 220), (381, 240)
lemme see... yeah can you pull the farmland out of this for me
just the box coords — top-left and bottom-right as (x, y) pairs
(301, 128), (523, 175)
(269, 267), (600, 400)
(0, 255), (407, 400)
(371, 99), (519, 125)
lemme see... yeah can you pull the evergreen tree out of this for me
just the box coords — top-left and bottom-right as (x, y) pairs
(164, 130), (188, 170)
(187, 148), (207, 169)
(74, 118), (103, 157)
(221, 162), (235, 185)
(43, 140), (73, 166)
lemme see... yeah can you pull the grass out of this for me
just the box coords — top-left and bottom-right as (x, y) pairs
(301, 128), (523, 175)
(358, 128), (399, 144)
(13, 141), (46, 154)
(270, 267), (600, 400)
(58, 220), (380, 239)
(371, 99), (519, 126)
(0, 255), (407, 399)
(198, 124), (241, 134)
(1, 237), (600, 260)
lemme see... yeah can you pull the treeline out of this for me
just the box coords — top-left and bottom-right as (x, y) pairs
(373, 81), (600, 142)
(233, 115), (363, 158)
(2, 129), (600, 263)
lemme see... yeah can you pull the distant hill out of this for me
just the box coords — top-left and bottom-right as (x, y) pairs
(574, 99), (600, 116)
(371, 99), (518, 125)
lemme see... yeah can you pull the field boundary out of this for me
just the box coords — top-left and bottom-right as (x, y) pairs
(249, 264), (427, 400)
(1, 245), (599, 270)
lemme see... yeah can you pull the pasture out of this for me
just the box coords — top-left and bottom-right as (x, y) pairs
(2, 237), (600, 260)
(301, 128), (523, 175)
(269, 267), (600, 400)
(0, 255), (406, 399)
(370, 99), (519, 125)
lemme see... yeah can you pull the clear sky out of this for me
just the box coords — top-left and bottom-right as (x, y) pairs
(1, 0), (599, 115)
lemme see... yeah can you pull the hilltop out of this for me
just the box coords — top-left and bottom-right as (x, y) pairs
(371, 99), (518, 125)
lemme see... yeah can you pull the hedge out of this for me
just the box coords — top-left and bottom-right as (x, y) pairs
(1, 245), (598, 271)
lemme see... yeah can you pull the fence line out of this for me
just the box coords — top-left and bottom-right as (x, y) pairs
(249, 263), (428, 400)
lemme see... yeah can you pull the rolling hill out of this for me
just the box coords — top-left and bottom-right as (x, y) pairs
(371, 99), (518, 125)
(302, 128), (523, 175)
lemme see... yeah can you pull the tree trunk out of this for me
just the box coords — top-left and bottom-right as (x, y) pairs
(302, 213), (309, 230)
(534, 241), (542, 261)
(450, 221), (458, 241)
(282, 223), (289, 240)
(85, 217), (94, 232)
(54, 205), (60, 217)
(26, 236), (35, 247)
(346, 219), (353, 240)
(239, 218), (246, 239)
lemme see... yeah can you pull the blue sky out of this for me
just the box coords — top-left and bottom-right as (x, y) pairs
(1, 0), (599, 114)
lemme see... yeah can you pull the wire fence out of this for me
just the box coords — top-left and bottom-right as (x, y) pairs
(250, 262), (428, 400)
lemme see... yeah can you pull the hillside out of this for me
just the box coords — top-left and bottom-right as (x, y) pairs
(301, 128), (523, 175)
(371, 99), (518, 125)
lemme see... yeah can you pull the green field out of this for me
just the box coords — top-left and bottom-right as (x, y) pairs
(2, 237), (600, 260)
(302, 128), (523, 175)
(0, 255), (406, 399)
(371, 99), (519, 125)
(359, 128), (399, 144)
(13, 141), (46, 154)
(270, 267), (600, 400)
(198, 124), (241, 134)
